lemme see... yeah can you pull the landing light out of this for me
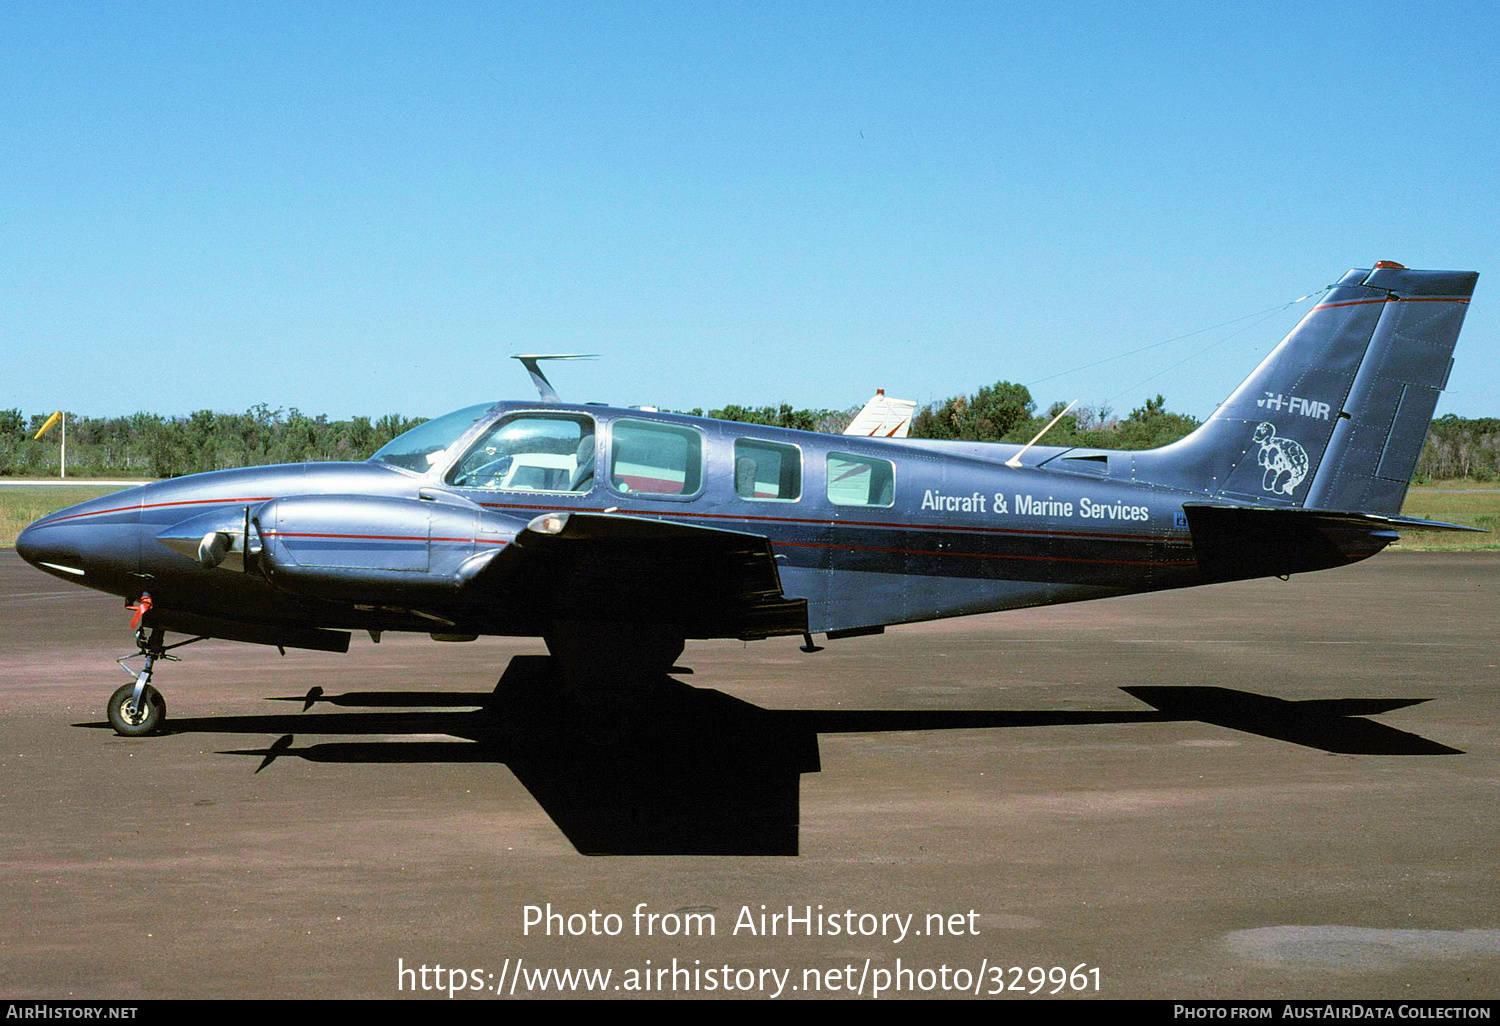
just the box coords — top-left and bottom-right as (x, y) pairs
(527, 512), (570, 536)
(198, 531), (230, 569)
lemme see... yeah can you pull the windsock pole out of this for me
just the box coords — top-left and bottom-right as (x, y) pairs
(33, 410), (65, 478)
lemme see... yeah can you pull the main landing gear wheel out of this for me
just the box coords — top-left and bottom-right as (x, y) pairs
(107, 682), (167, 737)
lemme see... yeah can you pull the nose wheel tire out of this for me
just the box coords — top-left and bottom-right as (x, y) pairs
(107, 682), (167, 737)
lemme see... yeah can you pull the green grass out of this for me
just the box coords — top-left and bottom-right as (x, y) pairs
(0, 486), (135, 549)
(1, 482), (1495, 550)
(1395, 484), (1500, 551)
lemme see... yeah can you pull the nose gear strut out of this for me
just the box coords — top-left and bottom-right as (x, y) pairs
(107, 597), (207, 737)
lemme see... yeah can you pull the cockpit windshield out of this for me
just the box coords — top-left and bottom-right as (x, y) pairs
(368, 403), (494, 472)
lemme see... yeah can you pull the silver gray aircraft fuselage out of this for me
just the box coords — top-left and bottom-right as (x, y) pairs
(16, 413), (1213, 638)
(14, 263), (1480, 734)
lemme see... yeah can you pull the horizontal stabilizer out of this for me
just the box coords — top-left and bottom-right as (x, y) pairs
(1361, 513), (1486, 533)
(1180, 503), (1478, 583)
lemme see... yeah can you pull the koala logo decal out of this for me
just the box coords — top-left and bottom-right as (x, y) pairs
(1252, 422), (1309, 496)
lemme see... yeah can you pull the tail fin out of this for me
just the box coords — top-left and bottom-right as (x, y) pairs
(1133, 263), (1478, 514)
(844, 389), (918, 438)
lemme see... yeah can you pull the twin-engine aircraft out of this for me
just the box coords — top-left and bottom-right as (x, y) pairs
(17, 262), (1480, 736)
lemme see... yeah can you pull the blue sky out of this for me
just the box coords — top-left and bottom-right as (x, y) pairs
(3, 2), (1497, 423)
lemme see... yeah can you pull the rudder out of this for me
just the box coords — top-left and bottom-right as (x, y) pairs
(1304, 264), (1478, 514)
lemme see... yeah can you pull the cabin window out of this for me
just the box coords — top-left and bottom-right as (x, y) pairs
(826, 452), (895, 507)
(446, 414), (595, 492)
(610, 419), (703, 497)
(734, 439), (801, 501)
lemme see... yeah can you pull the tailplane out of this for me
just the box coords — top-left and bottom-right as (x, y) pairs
(1182, 504), (1481, 584)
(1133, 263), (1478, 515)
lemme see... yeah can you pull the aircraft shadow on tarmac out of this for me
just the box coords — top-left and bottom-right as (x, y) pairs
(76, 656), (1461, 857)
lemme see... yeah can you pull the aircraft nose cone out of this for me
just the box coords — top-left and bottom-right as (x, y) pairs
(14, 521), (40, 565)
(15, 518), (79, 575)
(14, 488), (144, 588)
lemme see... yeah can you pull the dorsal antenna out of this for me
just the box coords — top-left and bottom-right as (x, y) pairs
(510, 354), (597, 402)
(1005, 399), (1079, 469)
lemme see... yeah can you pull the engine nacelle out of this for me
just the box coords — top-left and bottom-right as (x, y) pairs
(252, 494), (517, 603)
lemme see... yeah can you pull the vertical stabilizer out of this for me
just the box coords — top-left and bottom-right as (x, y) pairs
(844, 390), (918, 438)
(1133, 264), (1477, 514)
(1304, 265), (1477, 513)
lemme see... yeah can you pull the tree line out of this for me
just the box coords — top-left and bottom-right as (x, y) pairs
(684, 389), (1498, 481)
(2, 389), (1494, 481)
(0, 405), (424, 479)
(1420, 415), (1500, 481)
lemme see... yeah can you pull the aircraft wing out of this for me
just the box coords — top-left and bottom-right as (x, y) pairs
(469, 512), (809, 640)
(157, 495), (807, 643)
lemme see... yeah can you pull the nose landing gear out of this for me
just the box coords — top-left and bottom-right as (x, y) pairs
(108, 680), (166, 737)
(108, 616), (207, 737)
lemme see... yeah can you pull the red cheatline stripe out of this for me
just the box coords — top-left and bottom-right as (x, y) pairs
(477, 500), (1162, 543)
(38, 495), (275, 526)
(42, 491), (1169, 549)
(1311, 296), (1469, 312)
(265, 532), (508, 545)
(275, 528), (1178, 568)
(1312, 298), (1394, 310)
